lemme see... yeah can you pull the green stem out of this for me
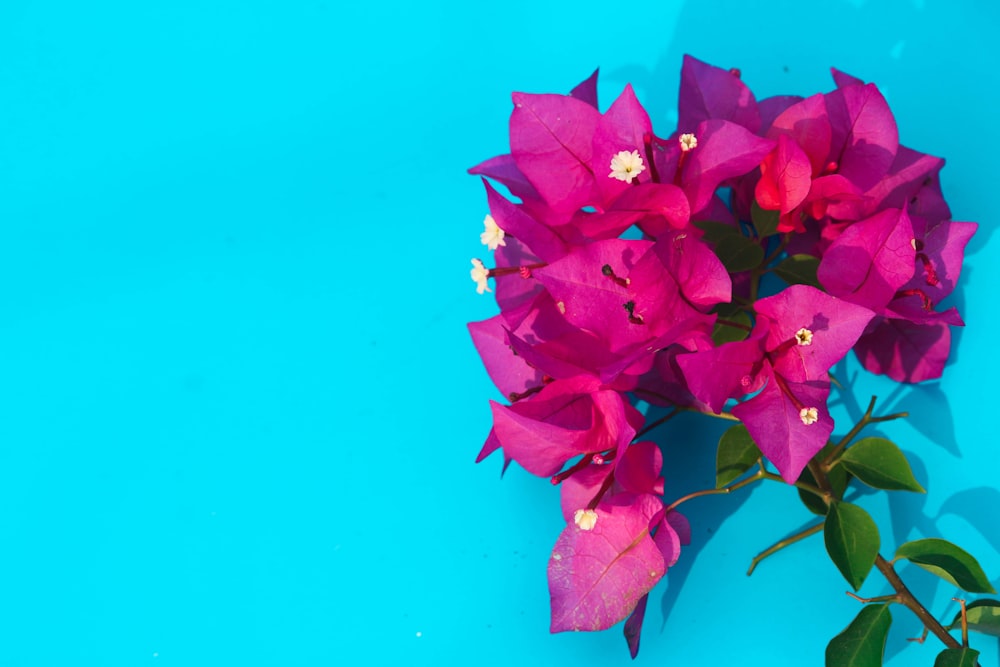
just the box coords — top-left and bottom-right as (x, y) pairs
(666, 471), (764, 512)
(747, 522), (823, 575)
(759, 470), (826, 499)
(822, 396), (879, 467)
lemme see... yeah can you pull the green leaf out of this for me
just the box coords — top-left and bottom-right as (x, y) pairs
(825, 502), (880, 590)
(716, 423), (761, 488)
(840, 437), (925, 493)
(895, 538), (996, 594)
(825, 603), (891, 667)
(773, 253), (821, 288)
(714, 234), (765, 273)
(751, 200), (780, 238)
(951, 599), (1000, 637)
(933, 648), (980, 667)
(712, 310), (752, 345)
(694, 220), (742, 243)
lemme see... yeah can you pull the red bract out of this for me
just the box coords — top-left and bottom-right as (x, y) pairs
(467, 57), (975, 655)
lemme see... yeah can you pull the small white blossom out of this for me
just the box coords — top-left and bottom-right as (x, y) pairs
(480, 214), (506, 251)
(679, 133), (698, 152)
(609, 150), (645, 184)
(573, 508), (598, 531)
(799, 407), (819, 425)
(795, 328), (814, 346)
(470, 258), (491, 294)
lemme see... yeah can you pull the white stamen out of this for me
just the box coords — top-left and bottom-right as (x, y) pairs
(609, 150), (645, 184)
(556, 301), (566, 314)
(800, 407), (819, 425)
(470, 258), (491, 294)
(573, 509), (598, 531)
(480, 214), (506, 251)
(679, 133), (698, 152)
(795, 328), (813, 346)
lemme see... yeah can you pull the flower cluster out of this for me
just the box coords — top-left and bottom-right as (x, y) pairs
(466, 56), (975, 654)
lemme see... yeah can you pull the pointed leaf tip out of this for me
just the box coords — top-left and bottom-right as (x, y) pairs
(895, 538), (996, 594)
(824, 502), (880, 591)
(825, 604), (891, 667)
(716, 424), (761, 488)
(840, 437), (925, 493)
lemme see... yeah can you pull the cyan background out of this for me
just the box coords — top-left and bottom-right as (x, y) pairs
(0, 1), (996, 665)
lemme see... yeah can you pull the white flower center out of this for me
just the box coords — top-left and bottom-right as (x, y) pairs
(470, 258), (492, 295)
(795, 328), (813, 346)
(679, 133), (698, 152)
(800, 407), (819, 425)
(480, 214), (506, 251)
(608, 150), (645, 184)
(573, 509), (598, 531)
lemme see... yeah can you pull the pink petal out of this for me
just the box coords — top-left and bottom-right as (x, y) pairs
(853, 318), (951, 383)
(615, 440), (665, 496)
(676, 322), (769, 414)
(755, 134), (813, 214)
(468, 315), (543, 398)
(510, 92), (601, 213)
(549, 500), (665, 632)
(569, 68), (600, 108)
(825, 84), (899, 192)
(817, 207), (916, 311)
(592, 84), (654, 204)
(623, 594), (649, 659)
(469, 153), (542, 203)
(681, 119), (775, 214)
(678, 54), (761, 133)
(755, 285), (875, 383)
(484, 179), (568, 263)
(534, 239), (654, 352)
(768, 93), (832, 176)
(731, 366), (834, 483)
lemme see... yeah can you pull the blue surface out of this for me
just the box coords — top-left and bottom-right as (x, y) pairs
(0, 1), (997, 665)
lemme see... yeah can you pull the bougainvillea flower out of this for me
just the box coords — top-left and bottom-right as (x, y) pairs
(592, 84), (653, 201)
(549, 494), (665, 632)
(678, 119), (775, 214)
(755, 285), (878, 383)
(731, 366), (834, 482)
(510, 92), (602, 213)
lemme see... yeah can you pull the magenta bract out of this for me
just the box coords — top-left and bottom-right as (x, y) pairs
(468, 56), (974, 653)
